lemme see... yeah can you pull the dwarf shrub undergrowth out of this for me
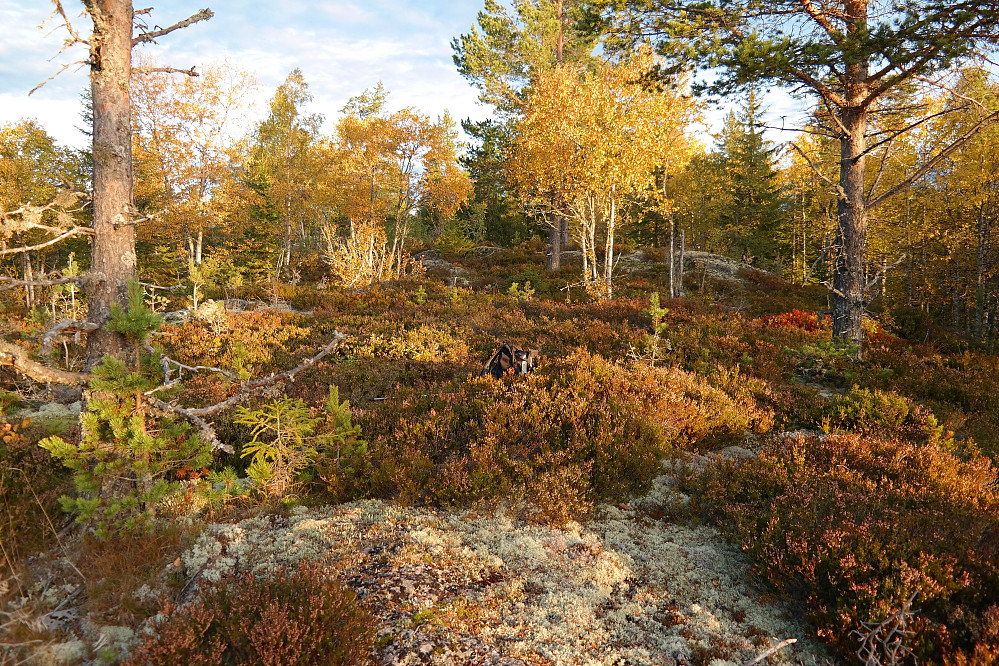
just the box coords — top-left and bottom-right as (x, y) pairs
(687, 432), (999, 663)
(125, 563), (374, 666)
(354, 349), (772, 522)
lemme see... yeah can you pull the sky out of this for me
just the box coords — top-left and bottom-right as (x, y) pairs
(1, 1), (495, 149)
(0, 1), (808, 151)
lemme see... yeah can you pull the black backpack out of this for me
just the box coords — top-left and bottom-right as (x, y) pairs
(482, 343), (539, 379)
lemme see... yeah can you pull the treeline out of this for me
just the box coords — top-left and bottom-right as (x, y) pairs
(3, 0), (999, 345)
(2, 66), (470, 306)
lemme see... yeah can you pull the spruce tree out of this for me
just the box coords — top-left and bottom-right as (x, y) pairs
(718, 90), (786, 265)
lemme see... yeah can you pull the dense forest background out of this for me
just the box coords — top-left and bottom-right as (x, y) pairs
(3, 2), (998, 344)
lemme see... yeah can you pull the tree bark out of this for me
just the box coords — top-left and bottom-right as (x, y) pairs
(546, 217), (562, 271)
(604, 192), (616, 298)
(831, 1), (870, 348)
(85, 0), (138, 368)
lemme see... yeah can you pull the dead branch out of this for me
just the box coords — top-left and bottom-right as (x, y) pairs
(864, 254), (907, 296)
(870, 110), (999, 207)
(131, 65), (199, 76)
(0, 227), (93, 256)
(141, 332), (346, 452)
(0, 275), (81, 292)
(803, 242), (836, 285)
(741, 638), (798, 666)
(139, 281), (183, 291)
(145, 396), (232, 454)
(851, 593), (918, 666)
(0, 340), (90, 386)
(41, 319), (100, 355)
(787, 142), (849, 202)
(29, 60), (90, 96)
(132, 8), (214, 46)
(187, 332), (346, 418)
(146, 343), (238, 384)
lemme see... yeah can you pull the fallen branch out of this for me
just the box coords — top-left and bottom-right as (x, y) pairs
(148, 344), (238, 384)
(146, 396), (232, 454)
(144, 332), (347, 452)
(41, 319), (100, 356)
(187, 331), (346, 417)
(0, 275), (81, 292)
(0, 340), (90, 386)
(740, 638), (798, 666)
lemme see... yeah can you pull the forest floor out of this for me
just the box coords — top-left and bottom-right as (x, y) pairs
(3, 245), (998, 665)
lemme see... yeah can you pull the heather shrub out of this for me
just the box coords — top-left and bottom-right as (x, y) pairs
(347, 323), (471, 362)
(126, 563), (374, 666)
(821, 385), (946, 442)
(163, 310), (312, 375)
(357, 349), (772, 521)
(759, 309), (830, 333)
(688, 432), (999, 662)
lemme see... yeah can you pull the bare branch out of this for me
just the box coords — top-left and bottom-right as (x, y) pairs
(131, 65), (199, 77)
(0, 227), (93, 256)
(145, 396), (232, 454)
(914, 74), (995, 114)
(803, 242), (835, 285)
(864, 254), (907, 296)
(187, 332), (347, 417)
(0, 340), (90, 386)
(29, 60), (89, 96)
(740, 638), (798, 666)
(132, 8), (214, 46)
(0, 275), (81, 292)
(787, 142), (849, 202)
(41, 319), (100, 355)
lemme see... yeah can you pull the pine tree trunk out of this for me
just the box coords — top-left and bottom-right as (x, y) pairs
(831, 107), (869, 347)
(85, 0), (137, 369)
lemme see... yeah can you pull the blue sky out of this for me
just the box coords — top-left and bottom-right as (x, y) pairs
(1, 1), (495, 149)
(1, 1), (807, 151)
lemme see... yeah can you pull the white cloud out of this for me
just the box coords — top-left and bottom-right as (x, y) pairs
(1, 0), (490, 149)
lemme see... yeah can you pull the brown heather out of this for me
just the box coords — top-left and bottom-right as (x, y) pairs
(687, 432), (999, 663)
(126, 563), (374, 666)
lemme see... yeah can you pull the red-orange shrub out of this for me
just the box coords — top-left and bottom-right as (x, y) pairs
(689, 433), (999, 662)
(126, 564), (374, 666)
(354, 349), (772, 522)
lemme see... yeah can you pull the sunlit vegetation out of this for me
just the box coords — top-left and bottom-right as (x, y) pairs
(3, 0), (999, 664)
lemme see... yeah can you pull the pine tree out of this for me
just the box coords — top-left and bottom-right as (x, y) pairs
(40, 281), (212, 539)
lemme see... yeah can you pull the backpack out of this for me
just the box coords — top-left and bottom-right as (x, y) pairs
(482, 343), (539, 379)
